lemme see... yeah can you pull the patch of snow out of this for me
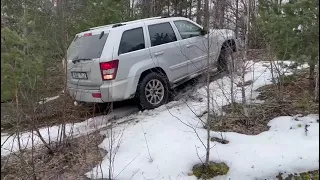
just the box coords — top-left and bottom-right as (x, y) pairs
(194, 61), (283, 116)
(38, 95), (60, 105)
(1, 133), (8, 137)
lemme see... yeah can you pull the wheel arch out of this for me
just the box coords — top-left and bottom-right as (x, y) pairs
(221, 39), (237, 52)
(138, 67), (169, 87)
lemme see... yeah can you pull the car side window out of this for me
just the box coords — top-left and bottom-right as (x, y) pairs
(119, 27), (145, 55)
(173, 20), (202, 39)
(148, 22), (177, 47)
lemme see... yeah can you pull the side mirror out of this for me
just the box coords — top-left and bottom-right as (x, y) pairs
(200, 28), (208, 35)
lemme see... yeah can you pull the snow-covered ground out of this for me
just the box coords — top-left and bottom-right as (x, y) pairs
(86, 111), (318, 180)
(1, 61), (318, 180)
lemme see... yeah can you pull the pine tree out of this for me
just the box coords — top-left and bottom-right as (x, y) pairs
(259, 0), (319, 87)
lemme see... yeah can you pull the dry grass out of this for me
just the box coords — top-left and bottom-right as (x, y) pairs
(1, 132), (106, 180)
(247, 49), (269, 62)
(1, 94), (102, 134)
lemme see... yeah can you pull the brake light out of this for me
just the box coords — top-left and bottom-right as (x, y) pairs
(84, 33), (92, 36)
(92, 93), (102, 98)
(100, 60), (119, 80)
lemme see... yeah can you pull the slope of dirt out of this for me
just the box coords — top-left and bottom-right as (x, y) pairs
(1, 132), (106, 180)
(1, 94), (100, 134)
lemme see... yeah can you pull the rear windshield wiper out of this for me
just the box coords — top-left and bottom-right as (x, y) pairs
(72, 58), (92, 64)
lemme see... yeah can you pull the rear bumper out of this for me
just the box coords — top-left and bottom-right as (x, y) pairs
(67, 87), (104, 103)
(67, 78), (135, 103)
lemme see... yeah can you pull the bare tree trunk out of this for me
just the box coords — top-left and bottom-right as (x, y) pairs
(267, 44), (276, 84)
(196, 0), (202, 24)
(235, 0), (239, 38)
(242, 0), (250, 105)
(184, 0), (189, 17)
(242, 0), (250, 125)
(205, 0), (210, 165)
(131, 0), (135, 17)
(23, 3), (28, 53)
(213, 0), (219, 28)
(203, 0), (208, 30)
(179, 0), (183, 16)
(188, 0), (192, 18)
(315, 59), (319, 102)
(173, 0), (178, 16)
(167, 0), (171, 16)
(218, 0), (225, 28)
(56, 0), (68, 145)
(309, 61), (316, 89)
(142, 0), (150, 17)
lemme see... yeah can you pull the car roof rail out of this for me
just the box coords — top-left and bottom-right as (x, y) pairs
(89, 16), (166, 30)
(112, 23), (125, 28)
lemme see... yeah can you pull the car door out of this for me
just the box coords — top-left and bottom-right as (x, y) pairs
(115, 25), (152, 81)
(145, 20), (188, 83)
(172, 20), (218, 75)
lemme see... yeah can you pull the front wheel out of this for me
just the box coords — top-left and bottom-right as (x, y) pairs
(137, 73), (169, 110)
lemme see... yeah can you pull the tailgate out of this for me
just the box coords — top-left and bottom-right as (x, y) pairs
(66, 31), (108, 89)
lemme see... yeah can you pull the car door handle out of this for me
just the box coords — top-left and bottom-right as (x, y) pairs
(154, 51), (164, 56)
(186, 44), (194, 48)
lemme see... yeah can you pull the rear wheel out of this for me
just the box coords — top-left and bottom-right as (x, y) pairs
(137, 73), (169, 110)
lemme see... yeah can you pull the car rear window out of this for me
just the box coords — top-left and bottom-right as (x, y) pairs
(67, 33), (108, 60)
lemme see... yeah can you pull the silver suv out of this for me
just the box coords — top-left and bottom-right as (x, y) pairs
(67, 16), (238, 109)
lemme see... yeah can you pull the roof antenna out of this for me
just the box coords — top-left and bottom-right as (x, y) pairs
(99, 31), (104, 39)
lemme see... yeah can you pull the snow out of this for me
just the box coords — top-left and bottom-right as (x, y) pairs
(1, 105), (138, 156)
(86, 106), (210, 180)
(85, 109), (319, 180)
(2, 61), (318, 180)
(210, 114), (319, 179)
(84, 61), (318, 180)
(38, 95), (60, 104)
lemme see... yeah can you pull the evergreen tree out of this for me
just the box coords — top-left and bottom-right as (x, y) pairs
(259, 0), (319, 85)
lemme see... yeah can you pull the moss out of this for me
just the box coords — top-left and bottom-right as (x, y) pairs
(209, 163), (229, 175)
(294, 99), (309, 110)
(300, 172), (311, 180)
(279, 170), (319, 180)
(192, 162), (229, 179)
(313, 171), (319, 180)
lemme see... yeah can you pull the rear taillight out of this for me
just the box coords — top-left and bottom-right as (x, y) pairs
(100, 60), (119, 81)
(92, 93), (102, 98)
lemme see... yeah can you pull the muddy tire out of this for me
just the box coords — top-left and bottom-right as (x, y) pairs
(137, 73), (169, 110)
